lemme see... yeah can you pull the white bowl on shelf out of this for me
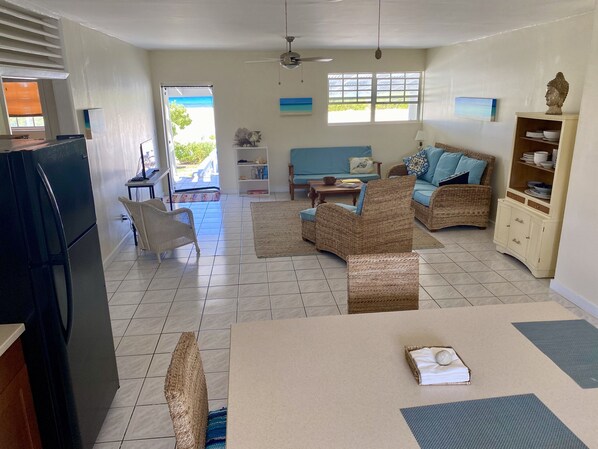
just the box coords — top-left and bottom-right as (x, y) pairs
(543, 130), (561, 141)
(526, 131), (544, 139)
(533, 152), (549, 165)
(540, 161), (554, 169)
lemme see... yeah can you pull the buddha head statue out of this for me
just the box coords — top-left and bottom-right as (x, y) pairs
(545, 72), (569, 115)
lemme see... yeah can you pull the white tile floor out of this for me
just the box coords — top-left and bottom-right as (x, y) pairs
(94, 192), (598, 449)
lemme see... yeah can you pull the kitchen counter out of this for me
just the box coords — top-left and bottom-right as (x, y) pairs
(0, 323), (25, 357)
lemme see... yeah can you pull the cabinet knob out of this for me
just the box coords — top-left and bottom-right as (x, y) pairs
(515, 218), (524, 224)
(512, 238), (521, 245)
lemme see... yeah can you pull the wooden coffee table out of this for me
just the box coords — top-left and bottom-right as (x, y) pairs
(308, 180), (363, 207)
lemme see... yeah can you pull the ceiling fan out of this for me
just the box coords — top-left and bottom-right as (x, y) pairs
(245, 0), (333, 70)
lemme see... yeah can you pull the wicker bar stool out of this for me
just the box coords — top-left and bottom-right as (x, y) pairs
(164, 333), (227, 449)
(347, 252), (419, 314)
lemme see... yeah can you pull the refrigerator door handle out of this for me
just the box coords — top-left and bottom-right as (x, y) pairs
(37, 163), (74, 344)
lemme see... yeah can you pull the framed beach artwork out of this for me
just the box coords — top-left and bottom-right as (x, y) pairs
(454, 97), (497, 122)
(280, 97), (313, 116)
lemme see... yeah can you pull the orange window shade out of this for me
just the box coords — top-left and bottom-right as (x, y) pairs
(4, 82), (43, 117)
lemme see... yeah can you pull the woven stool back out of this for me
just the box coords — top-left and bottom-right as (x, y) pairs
(347, 252), (419, 314)
(164, 332), (209, 449)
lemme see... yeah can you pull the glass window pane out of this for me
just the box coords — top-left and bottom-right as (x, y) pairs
(328, 104), (371, 124)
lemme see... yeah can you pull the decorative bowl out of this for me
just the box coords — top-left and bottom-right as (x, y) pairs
(323, 176), (337, 186)
(527, 181), (543, 188)
(534, 185), (552, 194)
(543, 130), (561, 141)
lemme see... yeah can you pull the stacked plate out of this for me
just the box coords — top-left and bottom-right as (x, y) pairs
(525, 181), (552, 200)
(520, 152), (535, 164)
(526, 131), (544, 139)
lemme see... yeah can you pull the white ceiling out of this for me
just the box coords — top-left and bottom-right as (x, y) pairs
(11, 0), (596, 51)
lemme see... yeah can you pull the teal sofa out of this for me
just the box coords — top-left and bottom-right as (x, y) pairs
(288, 146), (381, 200)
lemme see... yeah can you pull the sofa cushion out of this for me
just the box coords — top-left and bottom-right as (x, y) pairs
(403, 149), (429, 177)
(356, 184), (367, 215)
(432, 152), (463, 186)
(439, 171), (469, 186)
(299, 203), (358, 222)
(349, 157), (375, 174)
(290, 146), (372, 175)
(455, 155), (488, 185)
(413, 190), (435, 207)
(293, 173), (380, 184)
(421, 146), (445, 184)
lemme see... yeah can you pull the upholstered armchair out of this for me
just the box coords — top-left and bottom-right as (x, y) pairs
(314, 176), (416, 261)
(118, 197), (200, 262)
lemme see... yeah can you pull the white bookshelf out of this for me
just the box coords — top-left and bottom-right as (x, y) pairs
(235, 146), (270, 195)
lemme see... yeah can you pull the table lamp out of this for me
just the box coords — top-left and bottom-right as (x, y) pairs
(415, 130), (426, 149)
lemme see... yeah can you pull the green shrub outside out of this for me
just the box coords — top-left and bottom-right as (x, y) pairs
(174, 141), (215, 165)
(328, 103), (409, 111)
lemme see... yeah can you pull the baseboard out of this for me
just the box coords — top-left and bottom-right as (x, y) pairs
(103, 230), (132, 270)
(550, 279), (598, 318)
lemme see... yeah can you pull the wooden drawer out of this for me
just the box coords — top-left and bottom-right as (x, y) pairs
(507, 210), (531, 258)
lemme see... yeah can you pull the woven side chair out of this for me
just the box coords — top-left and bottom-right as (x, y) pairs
(315, 176), (416, 261)
(164, 332), (227, 449)
(119, 196), (200, 262)
(347, 252), (420, 314)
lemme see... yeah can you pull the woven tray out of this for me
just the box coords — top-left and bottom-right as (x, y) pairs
(405, 345), (471, 386)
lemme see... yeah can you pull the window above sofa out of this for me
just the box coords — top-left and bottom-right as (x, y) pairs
(328, 72), (422, 124)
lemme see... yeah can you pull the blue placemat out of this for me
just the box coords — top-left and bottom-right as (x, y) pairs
(401, 394), (588, 449)
(513, 319), (598, 389)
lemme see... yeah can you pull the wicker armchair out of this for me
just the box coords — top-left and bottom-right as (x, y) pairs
(347, 252), (419, 314)
(314, 176), (416, 261)
(118, 197), (200, 262)
(387, 143), (495, 231)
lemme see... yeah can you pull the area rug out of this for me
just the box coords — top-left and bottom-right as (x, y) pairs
(250, 201), (443, 258)
(166, 191), (220, 203)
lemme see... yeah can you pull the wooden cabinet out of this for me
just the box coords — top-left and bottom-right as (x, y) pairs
(0, 338), (42, 449)
(494, 112), (578, 277)
(236, 146), (270, 195)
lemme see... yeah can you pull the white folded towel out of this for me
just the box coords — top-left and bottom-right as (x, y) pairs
(409, 347), (470, 385)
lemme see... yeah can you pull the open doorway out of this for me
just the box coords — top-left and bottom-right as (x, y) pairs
(162, 86), (219, 192)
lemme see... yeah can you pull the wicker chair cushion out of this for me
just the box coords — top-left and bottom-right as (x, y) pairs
(300, 204), (357, 222)
(413, 190), (434, 207)
(355, 183), (367, 215)
(455, 155), (487, 185)
(403, 149), (429, 177)
(431, 152), (463, 186)
(421, 146), (445, 183)
(205, 408), (227, 449)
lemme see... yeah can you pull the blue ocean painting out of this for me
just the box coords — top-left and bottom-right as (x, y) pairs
(280, 97), (313, 115)
(455, 97), (497, 121)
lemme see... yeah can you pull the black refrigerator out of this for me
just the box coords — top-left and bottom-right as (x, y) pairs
(0, 138), (119, 449)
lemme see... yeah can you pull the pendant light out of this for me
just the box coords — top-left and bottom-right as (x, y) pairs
(375, 0), (382, 59)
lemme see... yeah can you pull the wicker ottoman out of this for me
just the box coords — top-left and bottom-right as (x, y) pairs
(301, 219), (316, 243)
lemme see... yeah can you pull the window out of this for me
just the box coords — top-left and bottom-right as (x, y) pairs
(328, 71), (422, 124)
(4, 81), (45, 130)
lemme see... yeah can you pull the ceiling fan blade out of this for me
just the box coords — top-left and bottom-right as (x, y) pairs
(245, 59), (281, 64)
(297, 57), (333, 62)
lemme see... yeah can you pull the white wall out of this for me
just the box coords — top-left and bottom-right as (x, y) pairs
(149, 49), (426, 194)
(553, 8), (598, 314)
(423, 14), (593, 216)
(60, 19), (156, 262)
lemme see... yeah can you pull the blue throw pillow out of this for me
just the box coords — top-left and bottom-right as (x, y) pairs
(403, 149), (429, 177)
(356, 183), (367, 215)
(432, 152), (463, 186)
(439, 171), (469, 186)
(206, 408), (227, 448)
(421, 146), (445, 183)
(455, 155), (488, 185)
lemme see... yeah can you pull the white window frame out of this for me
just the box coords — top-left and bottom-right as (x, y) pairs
(328, 71), (422, 124)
